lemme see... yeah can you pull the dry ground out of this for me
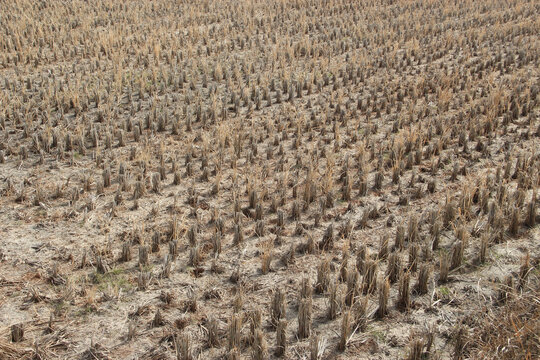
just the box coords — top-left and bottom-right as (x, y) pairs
(0, 0), (539, 359)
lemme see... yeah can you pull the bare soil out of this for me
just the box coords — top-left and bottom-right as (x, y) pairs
(0, 0), (538, 359)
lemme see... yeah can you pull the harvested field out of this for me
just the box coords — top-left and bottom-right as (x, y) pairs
(0, 0), (538, 359)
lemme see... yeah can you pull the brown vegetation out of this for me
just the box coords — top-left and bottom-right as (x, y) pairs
(0, 0), (538, 358)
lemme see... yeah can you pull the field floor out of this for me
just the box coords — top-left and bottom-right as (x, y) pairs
(0, 0), (538, 359)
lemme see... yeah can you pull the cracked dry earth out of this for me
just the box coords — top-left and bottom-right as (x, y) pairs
(0, 0), (539, 359)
